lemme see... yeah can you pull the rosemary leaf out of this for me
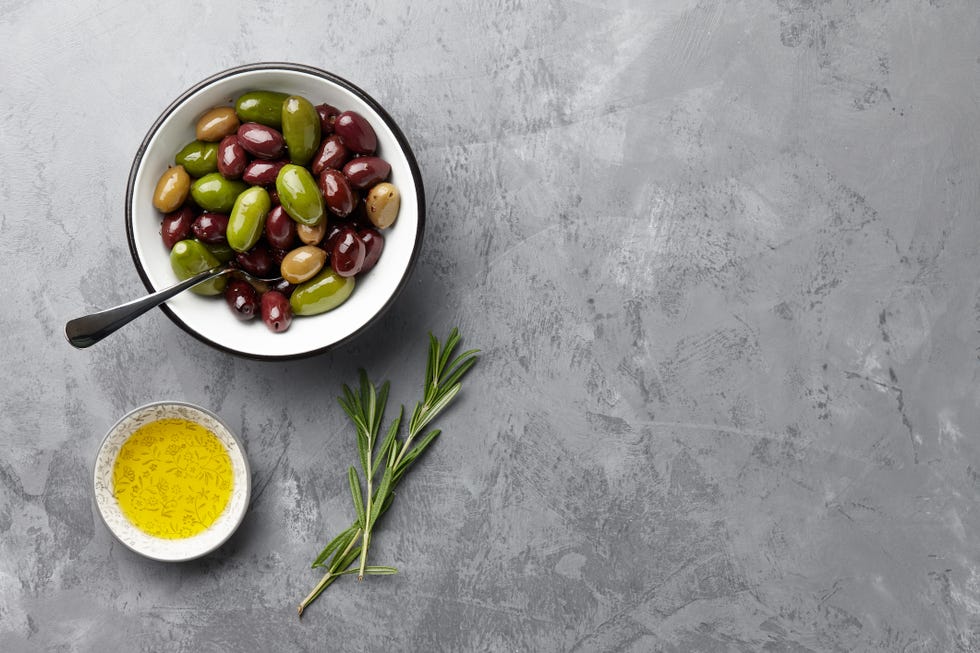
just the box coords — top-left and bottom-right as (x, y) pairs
(372, 381), (391, 450)
(415, 385), (460, 433)
(348, 467), (366, 528)
(369, 465), (395, 528)
(374, 409), (402, 477)
(311, 525), (357, 568)
(334, 565), (398, 577)
(362, 566), (398, 575)
(437, 329), (462, 375)
(394, 430), (441, 479)
(442, 351), (480, 390)
(426, 333), (439, 390)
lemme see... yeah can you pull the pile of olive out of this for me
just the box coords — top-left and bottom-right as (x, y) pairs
(151, 90), (401, 333)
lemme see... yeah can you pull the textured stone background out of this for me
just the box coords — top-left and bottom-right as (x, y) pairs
(2, 1), (979, 651)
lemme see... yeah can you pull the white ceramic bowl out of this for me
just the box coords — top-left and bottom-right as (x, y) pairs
(93, 401), (251, 562)
(126, 63), (424, 359)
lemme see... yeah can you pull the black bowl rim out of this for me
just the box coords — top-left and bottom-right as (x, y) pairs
(125, 62), (426, 361)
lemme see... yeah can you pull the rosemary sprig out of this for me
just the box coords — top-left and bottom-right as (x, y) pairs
(297, 328), (479, 617)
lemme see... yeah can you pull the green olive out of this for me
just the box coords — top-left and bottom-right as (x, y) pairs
(175, 140), (219, 177)
(227, 186), (272, 252)
(169, 239), (226, 295)
(276, 164), (325, 226)
(281, 95), (321, 166)
(190, 172), (249, 213)
(289, 267), (355, 315)
(152, 165), (190, 213)
(199, 239), (235, 263)
(235, 90), (290, 128)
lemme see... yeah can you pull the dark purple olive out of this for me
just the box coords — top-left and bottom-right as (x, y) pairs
(234, 243), (275, 278)
(315, 103), (339, 135)
(264, 205), (297, 249)
(261, 290), (292, 332)
(343, 156), (391, 191)
(269, 278), (296, 298)
(243, 158), (288, 186)
(330, 226), (365, 277)
(217, 135), (247, 179)
(237, 122), (285, 159)
(310, 135), (351, 175)
(323, 224), (344, 254)
(270, 246), (290, 266)
(161, 206), (195, 250)
(348, 197), (370, 227)
(191, 213), (229, 244)
(318, 169), (356, 218)
(333, 111), (377, 155)
(357, 228), (384, 274)
(224, 279), (258, 321)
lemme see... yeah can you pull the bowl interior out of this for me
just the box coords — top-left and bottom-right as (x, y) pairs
(93, 402), (251, 562)
(128, 65), (422, 359)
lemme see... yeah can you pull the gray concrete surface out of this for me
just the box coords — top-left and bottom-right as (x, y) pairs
(2, 1), (979, 651)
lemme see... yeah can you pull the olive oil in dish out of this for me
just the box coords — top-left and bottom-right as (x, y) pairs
(112, 418), (233, 539)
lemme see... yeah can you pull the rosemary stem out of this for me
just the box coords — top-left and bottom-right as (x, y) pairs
(361, 453), (374, 580)
(358, 529), (371, 580)
(297, 527), (362, 617)
(392, 402), (431, 471)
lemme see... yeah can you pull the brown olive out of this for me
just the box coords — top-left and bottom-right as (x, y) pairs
(296, 220), (327, 246)
(365, 182), (400, 229)
(152, 165), (190, 213)
(196, 107), (240, 142)
(281, 245), (327, 284)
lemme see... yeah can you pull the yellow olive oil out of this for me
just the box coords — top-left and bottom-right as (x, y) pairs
(112, 418), (233, 539)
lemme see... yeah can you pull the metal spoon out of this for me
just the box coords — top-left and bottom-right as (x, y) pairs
(65, 266), (276, 348)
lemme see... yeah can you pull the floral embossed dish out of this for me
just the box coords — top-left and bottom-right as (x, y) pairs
(93, 401), (250, 561)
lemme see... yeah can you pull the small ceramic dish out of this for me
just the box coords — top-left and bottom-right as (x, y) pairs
(126, 62), (425, 359)
(93, 401), (251, 562)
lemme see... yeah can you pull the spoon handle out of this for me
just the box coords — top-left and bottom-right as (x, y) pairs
(65, 267), (231, 349)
